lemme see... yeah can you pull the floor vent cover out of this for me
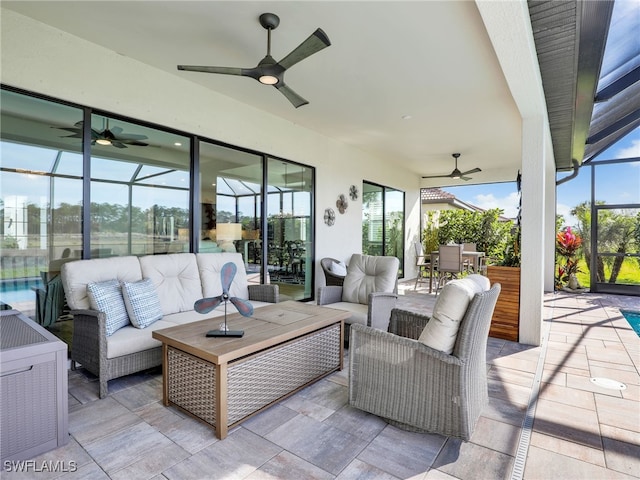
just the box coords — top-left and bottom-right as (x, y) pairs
(590, 377), (627, 390)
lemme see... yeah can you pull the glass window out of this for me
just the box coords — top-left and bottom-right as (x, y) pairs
(362, 181), (405, 276)
(1, 89), (83, 314)
(198, 142), (263, 283)
(88, 114), (190, 257)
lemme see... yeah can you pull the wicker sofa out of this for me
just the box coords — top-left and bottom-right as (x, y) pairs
(61, 252), (278, 398)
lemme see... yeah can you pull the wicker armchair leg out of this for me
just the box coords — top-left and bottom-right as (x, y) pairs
(99, 379), (108, 399)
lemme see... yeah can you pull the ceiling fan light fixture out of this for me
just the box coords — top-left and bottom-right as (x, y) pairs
(259, 75), (279, 85)
(96, 138), (112, 146)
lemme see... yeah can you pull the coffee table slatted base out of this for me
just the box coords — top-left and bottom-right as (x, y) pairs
(166, 323), (341, 437)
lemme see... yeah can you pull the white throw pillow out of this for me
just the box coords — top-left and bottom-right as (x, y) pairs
(87, 279), (130, 336)
(418, 277), (485, 354)
(121, 278), (163, 328)
(329, 260), (347, 276)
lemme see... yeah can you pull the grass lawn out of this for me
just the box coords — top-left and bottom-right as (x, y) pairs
(573, 257), (640, 288)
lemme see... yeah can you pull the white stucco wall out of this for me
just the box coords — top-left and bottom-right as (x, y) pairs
(0, 9), (422, 290)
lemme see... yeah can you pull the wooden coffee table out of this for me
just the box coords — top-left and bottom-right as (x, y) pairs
(152, 301), (348, 439)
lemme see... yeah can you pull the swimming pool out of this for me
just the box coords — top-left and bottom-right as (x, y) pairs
(621, 310), (640, 336)
(0, 278), (42, 307)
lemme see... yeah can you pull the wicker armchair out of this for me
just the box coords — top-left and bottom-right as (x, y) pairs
(348, 283), (501, 441)
(320, 257), (346, 286)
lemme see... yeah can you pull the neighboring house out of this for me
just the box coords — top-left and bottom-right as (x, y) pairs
(420, 188), (512, 227)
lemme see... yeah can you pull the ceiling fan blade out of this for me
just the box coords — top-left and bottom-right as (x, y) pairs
(460, 176), (472, 181)
(122, 139), (149, 146)
(177, 65), (245, 76)
(111, 141), (127, 149)
(278, 28), (331, 70)
(422, 174), (455, 179)
(275, 83), (308, 108)
(460, 167), (481, 176)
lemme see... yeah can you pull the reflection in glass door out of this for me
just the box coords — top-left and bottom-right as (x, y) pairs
(266, 159), (314, 301)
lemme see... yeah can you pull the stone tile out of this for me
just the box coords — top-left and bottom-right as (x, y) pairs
(335, 458), (401, 480)
(265, 414), (369, 475)
(134, 401), (186, 432)
(602, 437), (640, 477)
(533, 398), (602, 449)
(432, 438), (513, 480)
(488, 376), (531, 406)
(540, 368), (567, 386)
(68, 396), (143, 444)
(621, 383), (640, 402)
(83, 422), (173, 474)
(112, 376), (163, 411)
(322, 404), (387, 442)
(586, 345), (635, 367)
(424, 469), (459, 479)
(589, 359), (639, 373)
(109, 442), (190, 480)
(529, 431), (606, 467)
(163, 428), (281, 480)
(241, 404), (299, 437)
(286, 378), (348, 412)
(280, 393), (337, 422)
(246, 450), (333, 480)
(594, 394), (640, 433)
(600, 424), (640, 446)
(357, 424), (445, 479)
(470, 416), (520, 456)
(537, 382), (596, 410)
(162, 415), (219, 454)
(481, 396), (527, 428)
(487, 366), (535, 388)
(491, 355), (538, 375)
(525, 445), (635, 480)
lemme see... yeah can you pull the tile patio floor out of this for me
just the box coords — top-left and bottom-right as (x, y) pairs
(3, 282), (639, 479)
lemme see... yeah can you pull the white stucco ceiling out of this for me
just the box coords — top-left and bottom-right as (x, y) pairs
(2, 1), (524, 186)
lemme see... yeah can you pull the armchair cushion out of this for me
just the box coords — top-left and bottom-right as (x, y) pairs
(329, 260), (347, 276)
(418, 275), (488, 354)
(342, 254), (399, 305)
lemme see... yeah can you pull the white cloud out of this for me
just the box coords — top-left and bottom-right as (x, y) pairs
(616, 139), (640, 159)
(556, 203), (578, 228)
(474, 192), (520, 218)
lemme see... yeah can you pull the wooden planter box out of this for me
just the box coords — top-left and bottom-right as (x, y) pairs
(486, 266), (520, 342)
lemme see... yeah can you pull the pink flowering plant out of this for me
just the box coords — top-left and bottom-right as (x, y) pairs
(555, 227), (582, 288)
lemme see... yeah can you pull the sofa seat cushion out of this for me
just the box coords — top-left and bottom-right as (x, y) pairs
(196, 253), (249, 299)
(62, 256), (142, 311)
(418, 276), (489, 354)
(106, 320), (176, 359)
(162, 309), (224, 326)
(139, 253), (203, 316)
(322, 302), (368, 326)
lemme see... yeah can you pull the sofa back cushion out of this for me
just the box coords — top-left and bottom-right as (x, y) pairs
(139, 253), (203, 316)
(61, 256), (142, 310)
(342, 254), (399, 305)
(196, 253), (249, 300)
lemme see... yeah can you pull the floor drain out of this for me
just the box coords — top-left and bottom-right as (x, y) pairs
(590, 377), (627, 390)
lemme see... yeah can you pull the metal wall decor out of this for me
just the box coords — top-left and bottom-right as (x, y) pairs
(349, 185), (359, 201)
(336, 194), (348, 214)
(324, 208), (336, 226)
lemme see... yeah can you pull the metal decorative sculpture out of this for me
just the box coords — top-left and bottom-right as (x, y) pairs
(336, 194), (348, 214)
(349, 185), (359, 201)
(324, 207), (336, 226)
(194, 262), (253, 337)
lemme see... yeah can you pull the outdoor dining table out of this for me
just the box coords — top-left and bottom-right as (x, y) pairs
(428, 250), (486, 293)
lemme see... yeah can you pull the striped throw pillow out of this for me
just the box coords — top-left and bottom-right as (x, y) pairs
(122, 278), (163, 328)
(87, 279), (130, 336)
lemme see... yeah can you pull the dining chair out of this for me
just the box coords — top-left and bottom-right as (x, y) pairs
(462, 242), (476, 272)
(435, 244), (464, 294)
(413, 242), (435, 289)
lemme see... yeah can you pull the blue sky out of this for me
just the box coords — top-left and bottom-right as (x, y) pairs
(442, 128), (640, 228)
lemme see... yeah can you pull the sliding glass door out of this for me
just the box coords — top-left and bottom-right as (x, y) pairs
(266, 158), (314, 300)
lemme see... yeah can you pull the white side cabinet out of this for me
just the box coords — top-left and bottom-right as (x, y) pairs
(1, 309), (68, 465)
